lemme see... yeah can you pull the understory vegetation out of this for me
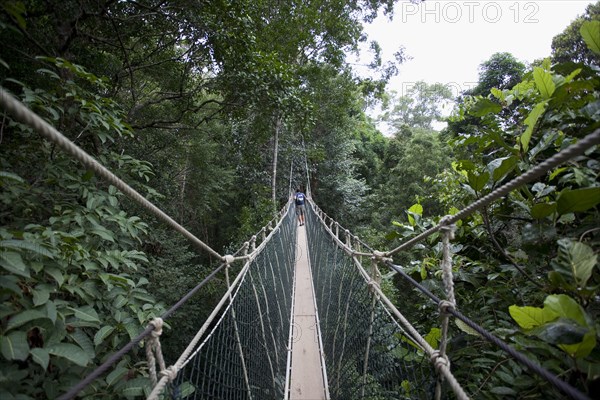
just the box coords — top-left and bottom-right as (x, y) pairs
(1, 1), (599, 399)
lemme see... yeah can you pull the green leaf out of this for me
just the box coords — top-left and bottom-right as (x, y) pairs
(530, 318), (589, 345)
(424, 327), (441, 348)
(90, 228), (115, 242)
(467, 171), (489, 192)
(30, 347), (50, 370)
(556, 187), (600, 215)
(551, 239), (597, 288)
(69, 306), (100, 323)
(520, 101), (547, 152)
(121, 377), (150, 396)
(70, 329), (95, 359)
(531, 202), (557, 219)
(533, 67), (556, 99)
(470, 98), (502, 117)
(487, 156), (518, 183)
(544, 294), (587, 327)
(407, 203), (423, 227)
(580, 21), (600, 55)
(455, 319), (479, 336)
(0, 251), (30, 278)
(0, 239), (55, 258)
(0, 171), (25, 183)
(179, 382), (196, 397)
(94, 326), (115, 346)
(559, 330), (596, 358)
(47, 343), (90, 367)
(6, 309), (49, 331)
(490, 387), (517, 396)
(32, 285), (51, 306)
(106, 366), (128, 387)
(45, 267), (64, 287)
(509, 305), (557, 330)
(1, 331), (29, 361)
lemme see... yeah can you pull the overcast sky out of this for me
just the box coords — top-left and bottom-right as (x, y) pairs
(357, 0), (594, 98)
(352, 0), (595, 131)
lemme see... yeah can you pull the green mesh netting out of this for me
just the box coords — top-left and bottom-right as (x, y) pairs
(164, 206), (296, 400)
(305, 204), (437, 400)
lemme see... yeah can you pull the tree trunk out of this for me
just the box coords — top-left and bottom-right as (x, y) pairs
(271, 116), (281, 214)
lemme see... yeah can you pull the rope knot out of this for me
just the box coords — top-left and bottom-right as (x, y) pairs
(439, 216), (456, 239)
(150, 317), (163, 337)
(160, 366), (178, 382)
(223, 254), (235, 265)
(430, 350), (450, 372)
(372, 250), (392, 263)
(438, 300), (455, 316)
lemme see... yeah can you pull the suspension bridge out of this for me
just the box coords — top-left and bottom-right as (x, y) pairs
(1, 87), (599, 400)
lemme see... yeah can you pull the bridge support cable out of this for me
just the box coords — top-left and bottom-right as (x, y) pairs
(148, 203), (297, 399)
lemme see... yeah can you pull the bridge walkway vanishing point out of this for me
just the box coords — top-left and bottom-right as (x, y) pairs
(288, 224), (329, 400)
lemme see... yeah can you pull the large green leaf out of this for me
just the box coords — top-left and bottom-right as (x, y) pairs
(580, 21), (600, 55)
(47, 343), (90, 367)
(470, 98), (502, 117)
(467, 171), (489, 192)
(0, 251), (30, 278)
(406, 203), (423, 227)
(551, 239), (597, 288)
(509, 305), (557, 329)
(94, 326), (115, 346)
(531, 202), (557, 219)
(544, 294), (587, 327)
(69, 306), (100, 323)
(520, 101), (547, 152)
(487, 156), (518, 183)
(529, 318), (589, 345)
(559, 331), (597, 358)
(556, 187), (600, 214)
(533, 67), (556, 99)
(0, 331), (29, 361)
(30, 347), (50, 370)
(6, 309), (49, 331)
(0, 239), (55, 258)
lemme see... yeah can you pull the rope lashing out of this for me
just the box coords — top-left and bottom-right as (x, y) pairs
(436, 219), (456, 400)
(146, 318), (167, 387)
(0, 87), (223, 261)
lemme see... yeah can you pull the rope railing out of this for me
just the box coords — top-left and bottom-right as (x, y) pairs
(146, 201), (295, 399)
(307, 199), (467, 399)
(0, 87), (296, 399)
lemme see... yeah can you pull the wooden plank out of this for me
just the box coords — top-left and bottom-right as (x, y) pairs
(289, 226), (328, 400)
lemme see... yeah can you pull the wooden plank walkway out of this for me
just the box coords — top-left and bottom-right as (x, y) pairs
(288, 224), (328, 400)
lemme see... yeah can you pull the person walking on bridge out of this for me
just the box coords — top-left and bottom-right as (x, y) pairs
(295, 189), (306, 226)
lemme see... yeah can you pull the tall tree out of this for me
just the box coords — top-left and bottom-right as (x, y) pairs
(551, 1), (600, 65)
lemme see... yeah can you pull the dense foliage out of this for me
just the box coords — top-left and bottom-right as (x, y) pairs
(0, 0), (599, 399)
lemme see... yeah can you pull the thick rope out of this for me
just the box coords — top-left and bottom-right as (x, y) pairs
(145, 318), (166, 387)
(386, 128), (600, 257)
(436, 221), (456, 400)
(0, 87), (223, 260)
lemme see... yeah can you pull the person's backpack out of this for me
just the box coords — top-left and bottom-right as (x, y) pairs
(295, 193), (305, 205)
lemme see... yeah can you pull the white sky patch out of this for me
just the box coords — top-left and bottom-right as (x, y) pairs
(354, 0), (595, 132)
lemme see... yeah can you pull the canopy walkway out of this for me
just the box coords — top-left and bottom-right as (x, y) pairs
(2, 88), (600, 400)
